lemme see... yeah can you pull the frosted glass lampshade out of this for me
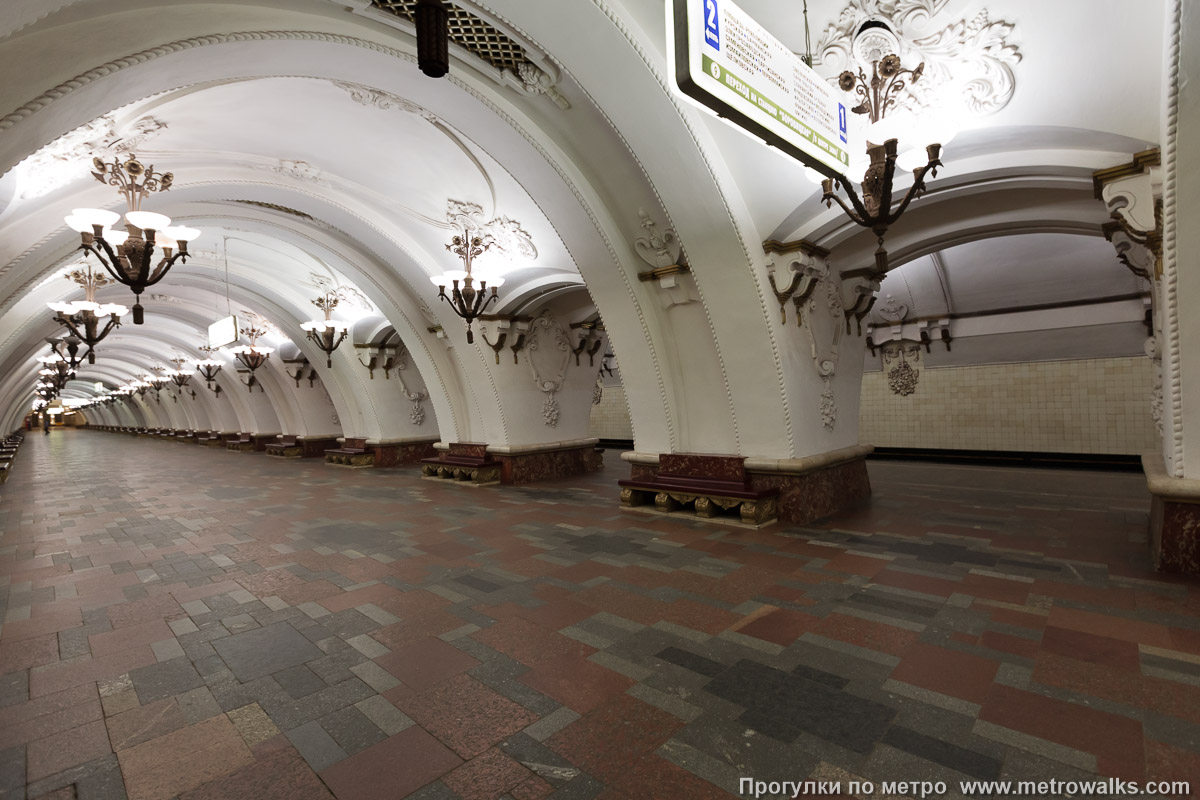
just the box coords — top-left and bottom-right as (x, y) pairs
(103, 229), (130, 247)
(165, 226), (201, 242)
(482, 275), (504, 289)
(443, 270), (468, 284)
(254, 346), (276, 355)
(125, 211), (171, 232)
(72, 208), (121, 228)
(154, 234), (178, 251)
(64, 215), (93, 233)
(430, 275), (449, 288)
(95, 303), (129, 317)
(300, 321), (321, 332)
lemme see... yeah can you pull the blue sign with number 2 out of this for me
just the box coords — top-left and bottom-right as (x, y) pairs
(705, 0), (720, 50)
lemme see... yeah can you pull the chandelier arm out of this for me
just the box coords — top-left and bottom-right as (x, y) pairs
(83, 242), (124, 285)
(878, 153), (899, 223)
(144, 253), (184, 287)
(823, 185), (871, 228)
(883, 158), (943, 225)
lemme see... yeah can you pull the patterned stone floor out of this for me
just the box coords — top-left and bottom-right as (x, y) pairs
(1, 429), (1198, 800)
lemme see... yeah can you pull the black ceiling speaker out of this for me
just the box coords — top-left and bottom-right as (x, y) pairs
(415, 0), (450, 78)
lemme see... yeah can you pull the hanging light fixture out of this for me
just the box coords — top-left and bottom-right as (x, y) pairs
(431, 229), (503, 343)
(65, 156), (201, 325)
(415, 0), (450, 78)
(48, 263), (127, 363)
(46, 336), (88, 370)
(195, 345), (224, 396)
(228, 326), (274, 392)
(300, 290), (350, 368)
(821, 21), (944, 274)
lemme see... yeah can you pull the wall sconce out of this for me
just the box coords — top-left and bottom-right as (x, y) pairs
(480, 318), (528, 365)
(284, 359), (317, 388)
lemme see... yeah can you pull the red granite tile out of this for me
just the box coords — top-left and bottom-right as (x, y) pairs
(471, 617), (594, 667)
(811, 613), (919, 658)
(979, 630), (1039, 658)
(319, 724), (461, 799)
(513, 599), (595, 631)
(571, 584), (667, 626)
(0, 632), (60, 673)
(731, 608), (819, 647)
(442, 747), (533, 800)
(73, 570), (140, 597)
(105, 594), (186, 629)
(979, 684), (1145, 780)
(518, 654), (634, 714)
(548, 694), (683, 784)
(234, 569), (305, 597)
(29, 647), (157, 698)
(659, 599), (741, 635)
(316, 582), (402, 613)
(374, 637), (480, 691)
(511, 775), (555, 800)
(370, 610), (466, 650)
(890, 642), (998, 704)
(1047, 607), (1173, 649)
(26, 718), (111, 782)
(1169, 627), (1200, 656)
(1040, 626), (1140, 671)
(1145, 739), (1200, 788)
(88, 618), (174, 659)
(614, 755), (733, 799)
(0, 685), (102, 750)
(276, 579), (343, 607)
(393, 674), (538, 758)
(984, 606), (1047, 630)
(373, 588), (451, 619)
(180, 742), (333, 800)
(1, 609), (82, 642)
(1036, 650), (1142, 705)
(117, 714), (255, 800)
(1140, 674), (1200, 725)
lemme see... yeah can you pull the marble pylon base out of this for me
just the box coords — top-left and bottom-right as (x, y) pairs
(298, 435), (340, 458)
(487, 439), (603, 485)
(1144, 454), (1200, 575)
(370, 438), (439, 468)
(622, 445), (872, 527)
(422, 439), (603, 485)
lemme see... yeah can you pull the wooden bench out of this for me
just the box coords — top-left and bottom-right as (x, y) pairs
(325, 438), (373, 467)
(419, 443), (500, 485)
(265, 436), (302, 459)
(199, 433), (226, 447)
(618, 454), (778, 526)
(226, 433), (254, 453)
(0, 460), (9, 485)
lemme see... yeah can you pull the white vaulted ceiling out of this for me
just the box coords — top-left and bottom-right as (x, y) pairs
(0, 0), (1171, 455)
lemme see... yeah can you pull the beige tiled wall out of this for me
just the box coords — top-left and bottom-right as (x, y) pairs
(859, 356), (1158, 454)
(588, 384), (634, 440)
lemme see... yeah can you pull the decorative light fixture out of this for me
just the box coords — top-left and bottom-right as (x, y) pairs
(821, 22), (944, 274)
(38, 359), (76, 392)
(431, 230), (503, 343)
(300, 290), (350, 367)
(415, 0), (450, 78)
(167, 357), (197, 400)
(228, 326), (274, 392)
(48, 263), (127, 363)
(65, 156), (200, 324)
(46, 336), (88, 370)
(195, 345), (224, 396)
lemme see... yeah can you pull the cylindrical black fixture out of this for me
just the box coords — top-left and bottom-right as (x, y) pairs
(415, 0), (450, 78)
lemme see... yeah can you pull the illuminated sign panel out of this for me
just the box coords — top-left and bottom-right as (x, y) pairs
(208, 315), (239, 349)
(669, 0), (852, 177)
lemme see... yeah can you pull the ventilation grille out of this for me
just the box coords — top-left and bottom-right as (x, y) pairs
(371, 0), (530, 73)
